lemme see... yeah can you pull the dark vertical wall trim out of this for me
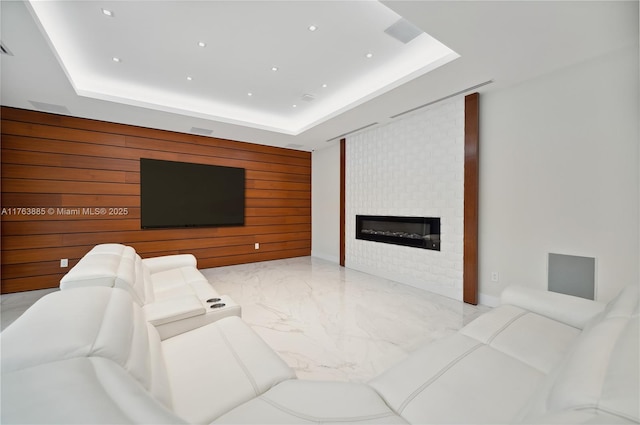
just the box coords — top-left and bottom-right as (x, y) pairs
(339, 138), (346, 266)
(1, 107), (311, 293)
(464, 93), (479, 304)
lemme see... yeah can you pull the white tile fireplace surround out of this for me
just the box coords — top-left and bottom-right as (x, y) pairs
(202, 257), (488, 382)
(346, 97), (465, 301)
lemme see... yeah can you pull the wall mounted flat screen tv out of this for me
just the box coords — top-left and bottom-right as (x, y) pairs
(140, 158), (245, 229)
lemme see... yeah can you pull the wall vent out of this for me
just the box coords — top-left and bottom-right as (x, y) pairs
(190, 127), (213, 136)
(548, 253), (596, 300)
(28, 101), (70, 114)
(285, 143), (304, 149)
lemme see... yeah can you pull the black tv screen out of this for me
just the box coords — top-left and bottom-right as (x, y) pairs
(140, 158), (245, 229)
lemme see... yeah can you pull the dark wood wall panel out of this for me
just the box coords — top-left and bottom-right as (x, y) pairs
(1, 107), (311, 293)
(463, 93), (479, 305)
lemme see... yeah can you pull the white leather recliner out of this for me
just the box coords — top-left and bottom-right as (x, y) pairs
(59, 243), (240, 339)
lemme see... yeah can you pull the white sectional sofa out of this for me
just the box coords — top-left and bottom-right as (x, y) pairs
(1, 267), (638, 424)
(59, 243), (240, 339)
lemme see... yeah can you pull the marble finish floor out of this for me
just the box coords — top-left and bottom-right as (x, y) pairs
(1, 256), (490, 383)
(202, 256), (490, 382)
(1, 287), (58, 331)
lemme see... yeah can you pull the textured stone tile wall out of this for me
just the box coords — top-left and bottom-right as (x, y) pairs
(345, 97), (464, 300)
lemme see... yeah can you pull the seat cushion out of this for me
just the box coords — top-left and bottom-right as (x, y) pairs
(460, 305), (581, 374)
(528, 285), (639, 423)
(151, 267), (220, 301)
(214, 380), (406, 424)
(369, 304), (582, 424)
(162, 315), (296, 424)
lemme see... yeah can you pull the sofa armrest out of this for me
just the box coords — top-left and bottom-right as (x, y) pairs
(142, 254), (197, 274)
(143, 295), (205, 326)
(500, 286), (605, 329)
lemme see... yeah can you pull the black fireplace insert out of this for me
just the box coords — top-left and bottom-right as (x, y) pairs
(356, 215), (440, 251)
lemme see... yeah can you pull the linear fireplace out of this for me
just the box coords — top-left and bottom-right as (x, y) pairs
(356, 215), (441, 251)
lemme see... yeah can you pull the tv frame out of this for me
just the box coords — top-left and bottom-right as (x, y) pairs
(139, 158), (245, 229)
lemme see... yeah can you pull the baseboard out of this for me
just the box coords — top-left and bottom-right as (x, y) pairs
(344, 260), (462, 301)
(311, 251), (339, 264)
(479, 292), (501, 307)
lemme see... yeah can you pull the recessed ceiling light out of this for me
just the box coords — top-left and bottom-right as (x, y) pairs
(292, 104), (297, 108)
(247, 92), (253, 96)
(271, 66), (279, 72)
(197, 41), (206, 48)
(365, 52), (374, 59)
(186, 76), (193, 81)
(101, 8), (113, 17)
(308, 25), (317, 32)
(112, 57), (121, 62)
(322, 84), (328, 88)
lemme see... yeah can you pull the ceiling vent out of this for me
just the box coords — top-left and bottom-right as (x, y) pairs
(190, 127), (213, 135)
(28, 100), (70, 114)
(0, 41), (13, 56)
(384, 18), (423, 44)
(390, 80), (493, 119)
(301, 94), (315, 102)
(327, 122), (379, 142)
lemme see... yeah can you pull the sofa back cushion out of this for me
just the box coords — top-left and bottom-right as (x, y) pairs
(60, 243), (148, 305)
(525, 284), (639, 423)
(0, 287), (173, 409)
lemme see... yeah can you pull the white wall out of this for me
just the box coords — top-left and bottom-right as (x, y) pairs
(479, 45), (639, 304)
(311, 45), (639, 305)
(311, 142), (341, 263)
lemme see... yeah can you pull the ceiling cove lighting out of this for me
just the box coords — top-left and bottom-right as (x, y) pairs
(101, 8), (113, 17)
(27, 0), (459, 135)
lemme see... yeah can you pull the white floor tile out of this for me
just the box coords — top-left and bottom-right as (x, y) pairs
(1, 288), (58, 331)
(201, 256), (490, 382)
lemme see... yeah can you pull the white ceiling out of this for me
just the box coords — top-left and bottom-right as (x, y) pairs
(1, 1), (638, 152)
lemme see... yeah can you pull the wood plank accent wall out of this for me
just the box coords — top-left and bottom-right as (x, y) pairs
(1, 107), (311, 294)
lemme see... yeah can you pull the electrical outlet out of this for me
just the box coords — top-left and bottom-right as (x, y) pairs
(254, 243), (260, 250)
(60, 258), (69, 268)
(491, 272), (499, 282)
